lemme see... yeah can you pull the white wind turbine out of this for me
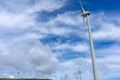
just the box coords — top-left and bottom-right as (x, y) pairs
(79, 1), (100, 80)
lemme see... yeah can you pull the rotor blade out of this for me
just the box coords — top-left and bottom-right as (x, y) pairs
(83, 16), (85, 23)
(82, 17), (87, 38)
(79, 1), (85, 13)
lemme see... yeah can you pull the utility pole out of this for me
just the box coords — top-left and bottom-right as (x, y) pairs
(78, 71), (82, 80)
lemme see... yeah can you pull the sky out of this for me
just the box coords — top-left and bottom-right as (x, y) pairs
(0, 0), (120, 80)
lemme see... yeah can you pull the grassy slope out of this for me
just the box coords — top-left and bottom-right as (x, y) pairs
(0, 78), (25, 80)
(0, 78), (51, 80)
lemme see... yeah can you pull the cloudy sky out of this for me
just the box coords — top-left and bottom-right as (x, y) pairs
(0, 0), (120, 80)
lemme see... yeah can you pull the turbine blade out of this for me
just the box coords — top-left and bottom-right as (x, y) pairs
(79, 1), (85, 13)
(83, 16), (85, 23)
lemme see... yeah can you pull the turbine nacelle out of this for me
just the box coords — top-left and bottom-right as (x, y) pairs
(82, 11), (90, 17)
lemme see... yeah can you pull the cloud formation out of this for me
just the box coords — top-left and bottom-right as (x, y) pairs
(0, 0), (120, 80)
(0, 0), (65, 77)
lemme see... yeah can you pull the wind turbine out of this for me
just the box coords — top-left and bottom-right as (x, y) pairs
(79, 1), (100, 80)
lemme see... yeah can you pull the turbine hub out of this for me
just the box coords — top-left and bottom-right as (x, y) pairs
(82, 11), (90, 17)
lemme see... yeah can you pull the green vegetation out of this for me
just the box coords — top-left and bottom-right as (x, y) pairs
(0, 78), (23, 80)
(0, 78), (27, 80)
(0, 78), (51, 80)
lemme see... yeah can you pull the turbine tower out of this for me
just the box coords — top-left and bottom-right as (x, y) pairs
(80, 1), (100, 80)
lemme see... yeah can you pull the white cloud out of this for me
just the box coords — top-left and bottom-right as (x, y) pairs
(0, 72), (14, 78)
(0, 0), (66, 75)
(32, 0), (66, 12)
(91, 12), (120, 41)
(0, 41), (59, 74)
(95, 44), (120, 58)
(0, 0), (66, 13)
(53, 42), (89, 52)
(34, 11), (87, 36)
(0, 0), (66, 29)
(37, 11), (120, 42)
(28, 45), (59, 73)
(73, 43), (89, 52)
(9, 75), (14, 78)
(0, 12), (33, 29)
(93, 23), (120, 41)
(51, 12), (82, 26)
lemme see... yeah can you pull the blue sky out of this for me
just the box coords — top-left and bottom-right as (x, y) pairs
(0, 0), (120, 80)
